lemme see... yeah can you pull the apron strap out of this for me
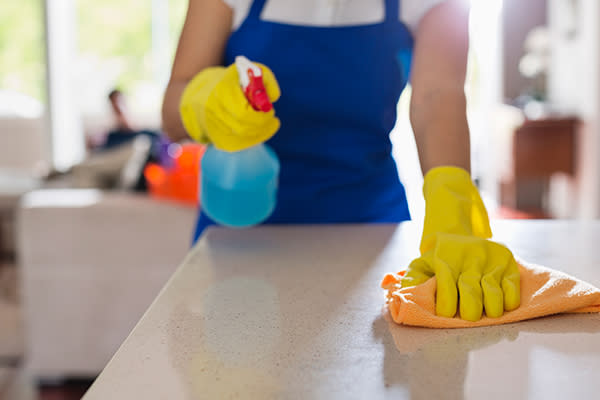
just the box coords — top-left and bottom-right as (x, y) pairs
(247, 0), (268, 21)
(385, 0), (399, 24)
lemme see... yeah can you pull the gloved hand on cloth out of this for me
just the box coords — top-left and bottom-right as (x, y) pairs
(400, 167), (521, 322)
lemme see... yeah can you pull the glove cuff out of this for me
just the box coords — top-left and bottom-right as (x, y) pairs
(420, 166), (492, 253)
(179, 67), (225, 143)
(423, 166), (471, 191)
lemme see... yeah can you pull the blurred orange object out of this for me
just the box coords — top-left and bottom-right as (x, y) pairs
(144, 143), (205, 206)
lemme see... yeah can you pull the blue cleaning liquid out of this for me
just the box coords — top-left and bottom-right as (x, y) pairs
(201, 144), (279, 227)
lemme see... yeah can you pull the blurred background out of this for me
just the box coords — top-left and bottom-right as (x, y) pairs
(0, 0), (597, 398)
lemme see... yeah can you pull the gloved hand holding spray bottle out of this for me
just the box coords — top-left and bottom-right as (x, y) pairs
(179, 56), (281, 227)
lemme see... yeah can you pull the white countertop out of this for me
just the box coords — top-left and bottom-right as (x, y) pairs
(84, 221), (600, 399)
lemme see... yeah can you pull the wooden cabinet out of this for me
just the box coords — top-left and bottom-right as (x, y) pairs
(500, 117), (578, 217)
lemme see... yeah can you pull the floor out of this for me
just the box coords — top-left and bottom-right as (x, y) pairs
(1, 370), (94, 400)
(37, 380), (95, 400)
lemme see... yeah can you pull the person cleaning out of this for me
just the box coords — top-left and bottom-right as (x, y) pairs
(161, 0), (521, 322)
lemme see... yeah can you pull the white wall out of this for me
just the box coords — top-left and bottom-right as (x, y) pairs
(44, 0), (86, 171)
(470, 0), (504, 206)
(502, 0), (547, 100)
(548, 0), (600, 218)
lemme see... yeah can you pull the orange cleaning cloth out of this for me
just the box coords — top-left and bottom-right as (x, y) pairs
(381, 261), (600, 328)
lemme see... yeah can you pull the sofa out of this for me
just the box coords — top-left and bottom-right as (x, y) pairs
(1, 98), (200, 378)
(17, 189), (196, 379)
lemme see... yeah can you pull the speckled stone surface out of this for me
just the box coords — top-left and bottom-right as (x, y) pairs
(84, 221), (600, 400)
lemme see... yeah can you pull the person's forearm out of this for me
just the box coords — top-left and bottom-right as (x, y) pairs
(162, 80), (190, 142)
(410, 85), (470, 175)
(408, 1), (471, 176)
(161, 0), (233, 142)
(115, 111), (134, 132)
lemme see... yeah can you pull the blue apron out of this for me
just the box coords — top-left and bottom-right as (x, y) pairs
(194, 0), (414, 241)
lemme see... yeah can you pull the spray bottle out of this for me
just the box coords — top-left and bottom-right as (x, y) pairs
(200, 56), (280, 227)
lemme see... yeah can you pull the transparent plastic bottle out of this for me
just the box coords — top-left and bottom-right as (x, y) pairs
(201, 143), (279, 227)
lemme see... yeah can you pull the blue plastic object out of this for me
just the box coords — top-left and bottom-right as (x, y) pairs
(201, 143), (279, 227)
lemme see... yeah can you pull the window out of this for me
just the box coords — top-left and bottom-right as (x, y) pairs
(74, 0), (187, 122)
(0, 0), (46, 110)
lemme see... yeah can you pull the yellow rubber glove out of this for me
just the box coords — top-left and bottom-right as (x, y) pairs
(419, 166), (492, 253)
(402, 167), (521, 321)
(179, 63), (281, 152)
(403, 233), (521, 321)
